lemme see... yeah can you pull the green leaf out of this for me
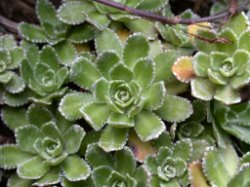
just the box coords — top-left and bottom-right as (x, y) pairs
(17, 156), (49, 179)
(33, 167), (61, 186)
(203, 146), (239, 187)
(84, 10), (110, 30)
(93, 78), (109, 103)
(99, 126), (128, 152)
(40, 46), (59, 70)
(1, 106), (27, 130)
(96, 51), (120, 79)
(0, 71), (13, 84)
(95, 29), (122, 56)
(68, 24), (96, 43)
(71, 57), (101, 89)
(85, 143), (113, 168)
(80, 102), (111, 130)
(5, 74), (25, 94)
(2, 89), (31, 107)
(135, 110), (165, 142)
(0, 145), (33, 169)
(8, 174), (32, 187)
(92, 166), (112, 186)
(64, 125), (85, 154)
(133, 58), (154, 88)
(145, 155), (158, 174)
(138, 0), (167, 11)
(109, 63), (133, 82)
(16, 126), (42, 153)
(57, 1), (86, 25)
(216, 29), (238, 54)
(36, 0), (57, 25)
(62, 156), (91, 181)
(0, 35), (16, 49)
(134, 166), (149, 186)
(54, 41), (76, 66)
(123, 33), (149, 69)
(114, 147), (136, 175)
(191, 77), (215, 101)
(193, 52), (210, 77)
(27, 104), (54, 128)
(239, 30), (250, 51)
(214, 85), (241, 105)
(227, 164), (250, 187)
(154, 51), (179, 82)
(125, 19), (157, 39)
(224, 12), (248, 36)
(194, 30), (217, 53)
(141, 81), (165, 111)
(107, 112), (134, 128)
(59, 93), (93, 121)
(172, 139), (192, 161)
(18, 23), (48, 43)
(9, 47), (25, 69)
(156, 95), (193, 123)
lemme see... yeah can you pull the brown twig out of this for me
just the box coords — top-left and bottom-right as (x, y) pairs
(93, 0), (250, 25)
(0, 15), (18, 34)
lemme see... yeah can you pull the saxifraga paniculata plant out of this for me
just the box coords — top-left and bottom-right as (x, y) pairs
(59, 29), (193, 152)
(1, 0), (250, 186)
(0, 104), (91, 186)
(174, 13), (250, 105)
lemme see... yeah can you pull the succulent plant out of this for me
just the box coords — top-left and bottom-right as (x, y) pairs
(0, 104), (90, 186)
(86, 143), (148, 187)
(189, 13), (250, 104)
(59, 29), (193, 152)
(21, 44), (68, 104)
(210, 100), (250, 146)
(0, 35), (25, 98)
(57, 0), (166, 39)
(145, 139), (193, 186)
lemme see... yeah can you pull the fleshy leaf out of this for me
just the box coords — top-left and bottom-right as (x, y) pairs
(95, 29), (122, 56)
(27, 104), (54, 128)
(71, 57), (101, 89)
(68, 24), (96, 43)
(1, 106), (27, 130)
(109, 63), (133, 82)
(239, 30), (250, 51)
(8, 174), (32, 187)
(214, 85), (241, 105)
(55, 41), (76, 66)
(141, 81), (165, 111)
(0, 145), (33, 169)
(172, 56), (194, 83)
(99, 126), (128, 152)
(59, 93), (94, 121)
(138, 0), (167, 11)
(114, 147), (136, 175)
(92, 166), (112, 186)
(123, 33), (149, 69)
(156, 95), (193, 123)
(85, 143), (113, 168)
(5, 74), (25, 94)
(202, 146), (239, 187)
(133, 58), (154, 88)
(107, 112), (134, 128)
(0, 35), (16, 49)
(16, 126), (42, 153)
(62, 156), (91, 181)
(17, 156), (49, 179)
(57, 1), (86, 25)
(189, 162), (210, 187)
(64, 125), (85, 154)
(191, 77), (215, 101)
(18, 23), (48, 43)
(80, 102), (110, 130)
(135, 110), (165, 142)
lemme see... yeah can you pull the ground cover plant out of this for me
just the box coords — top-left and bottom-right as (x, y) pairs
(0, 0), (250, 186)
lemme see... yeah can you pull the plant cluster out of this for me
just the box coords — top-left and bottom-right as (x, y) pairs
(0, 0), (250, 186)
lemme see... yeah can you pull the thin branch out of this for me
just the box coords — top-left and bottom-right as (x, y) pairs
(92, 0), (250, 25)
(0, 15), (18, 34)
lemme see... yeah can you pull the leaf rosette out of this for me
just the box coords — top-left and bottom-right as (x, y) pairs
(0, 105), (90, 186)
(60, 30), (193, 152)
(190, 13), (250, 104)
(21, 45), (68, 104)
(145, 139), (192, 186)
